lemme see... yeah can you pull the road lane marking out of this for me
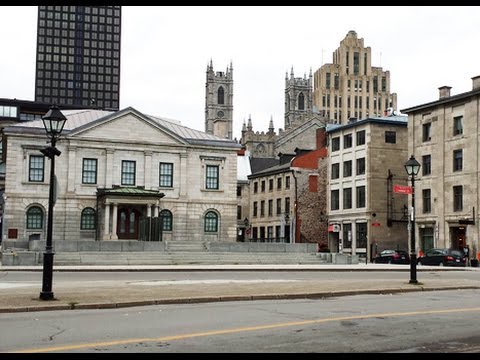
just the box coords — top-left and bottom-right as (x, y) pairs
(11, 306), (480, 353)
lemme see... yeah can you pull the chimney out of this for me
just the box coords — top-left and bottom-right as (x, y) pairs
(472, 75), (480, 90)
(316, 128), (327, 149)
(438, 86), (452, 99)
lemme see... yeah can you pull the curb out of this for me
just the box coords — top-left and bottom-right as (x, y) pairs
(1, 285), (478, 314)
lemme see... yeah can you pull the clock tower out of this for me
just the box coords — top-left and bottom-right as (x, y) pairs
(205, 60), (233, 139)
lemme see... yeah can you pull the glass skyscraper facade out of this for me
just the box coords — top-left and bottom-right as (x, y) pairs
(35, 6), (121, 110)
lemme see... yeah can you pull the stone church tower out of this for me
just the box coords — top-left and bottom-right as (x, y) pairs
(205, 60), (233, 139)
(284, 67), (314, 129)
(240, 115), (277, 158)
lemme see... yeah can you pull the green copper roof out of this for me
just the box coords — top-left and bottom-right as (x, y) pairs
(97, 187), (165, 198)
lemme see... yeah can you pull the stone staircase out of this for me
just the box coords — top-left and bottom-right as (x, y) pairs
(165, 240), (207, 252)
(51, 251), (326, 266)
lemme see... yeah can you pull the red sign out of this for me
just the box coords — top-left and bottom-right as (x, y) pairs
(372, 222), (381, 227)
(393, 184), (413, 194)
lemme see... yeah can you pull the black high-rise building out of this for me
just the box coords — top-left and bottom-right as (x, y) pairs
(35, 6), (121, 110)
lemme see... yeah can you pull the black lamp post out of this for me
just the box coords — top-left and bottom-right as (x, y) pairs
(404, 154), (421, 284)
(39, 105), (67, 300)
(243, 217), (249, 242)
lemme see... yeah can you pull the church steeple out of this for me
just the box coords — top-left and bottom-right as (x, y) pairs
(205, 60), (234, 139)
(268, 116), (274, 133)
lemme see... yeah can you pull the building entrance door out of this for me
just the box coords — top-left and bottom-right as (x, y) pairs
(450, 226), (466, 250)
(118, 207), (141, 239)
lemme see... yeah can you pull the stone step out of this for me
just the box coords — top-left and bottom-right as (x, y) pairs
(165, 241), (206, 252)
(50, 251), (325, 266)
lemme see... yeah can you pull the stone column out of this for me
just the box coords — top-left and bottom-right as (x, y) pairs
(144, 151), (152, 190)
(111, 203), (118, 240)
(105, 149), (114, 188)
(103, 203), (110, 240)
(67, 146), (77, 193)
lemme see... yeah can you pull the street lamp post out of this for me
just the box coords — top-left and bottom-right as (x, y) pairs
(404, 154), (421, 284)
(39, 105), (67, 301)
(243, 217), (249, 242)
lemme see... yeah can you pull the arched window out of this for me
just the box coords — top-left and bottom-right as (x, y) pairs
(159, 209), (173, 231)
(204, 211), (218, 233)
(217, 87), (225, 105)
(298, 92), (305, 110)
(26, 206), (43, 229)
(81, 207), (96, 230)
(256, 143), (265, 154)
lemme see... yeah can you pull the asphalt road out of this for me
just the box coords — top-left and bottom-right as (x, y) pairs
(2, 289), (480, 353)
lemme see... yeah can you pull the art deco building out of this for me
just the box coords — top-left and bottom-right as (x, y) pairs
(313, 30), (397, 124)
(35, 6), (121, 110)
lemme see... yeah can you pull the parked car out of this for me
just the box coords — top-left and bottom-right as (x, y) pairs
(417, 248), (466, 267)
(373, 250), (410, 264)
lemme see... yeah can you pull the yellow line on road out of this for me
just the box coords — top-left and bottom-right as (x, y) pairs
(11, 306), (480, 353)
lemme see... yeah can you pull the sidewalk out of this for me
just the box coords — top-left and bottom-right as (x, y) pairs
(1, 264), (479, 313)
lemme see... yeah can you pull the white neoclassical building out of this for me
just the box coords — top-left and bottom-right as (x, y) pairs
(1, 107), (241, 249)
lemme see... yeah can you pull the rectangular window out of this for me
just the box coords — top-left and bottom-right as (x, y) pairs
(356, 186), (365, 208)
(356, 223), (368, 248)
(121, 160), (136, 186)
(422, 189), (431, 213)
(260, 200), (265, 217)
(254, 182), (258, 193)
(453, 149), (463, 172)
(285, 176), (290, 189)
(261, 180), (266, 192)
(353, 52), (359, 75)
(267, 226), (273, 239)
(29, 155), (44, 182)
(205, 165), (219, 189)
(285, 197), (290, 214)
(343, 188), (352, 209)
(253, 201), (258, 217)
(269, 179), (274, 191)
(422, 123), (431, 142)
(344, 133), (353, 148)
(331, 137), (340, 151)
(453, 115), (463, 136)
(268, 199), (273, 216)
(237, 186), (242, 197)
(356, 158), (365, 175)
(331, 163), (340, 179)
(331, 189), (339, 210)
(334, 74), (339, 90)
(356, 130), (366, 146)
(326, 72), (331, 89)
(343, 160), (352, 177)
(159, 162), (173, 187)
(276, 198), (282, 215)
(385, 131), (396, 144)
(82, 158), (97, 184)
(422, 155), (431, 176)
(277, 177), (282, 190)
(343, 223), (352, 248)
(237, 205), (242, 220)
(453, 185), (463, 212)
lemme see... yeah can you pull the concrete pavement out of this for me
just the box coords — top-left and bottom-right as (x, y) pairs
(1, 263), (479, 313)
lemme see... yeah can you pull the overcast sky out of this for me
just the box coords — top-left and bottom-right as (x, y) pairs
(1, 6), (480, 139)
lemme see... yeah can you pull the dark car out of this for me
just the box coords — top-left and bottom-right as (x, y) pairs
(373, 250), (410, 264)
(417, 248), (466, 267)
